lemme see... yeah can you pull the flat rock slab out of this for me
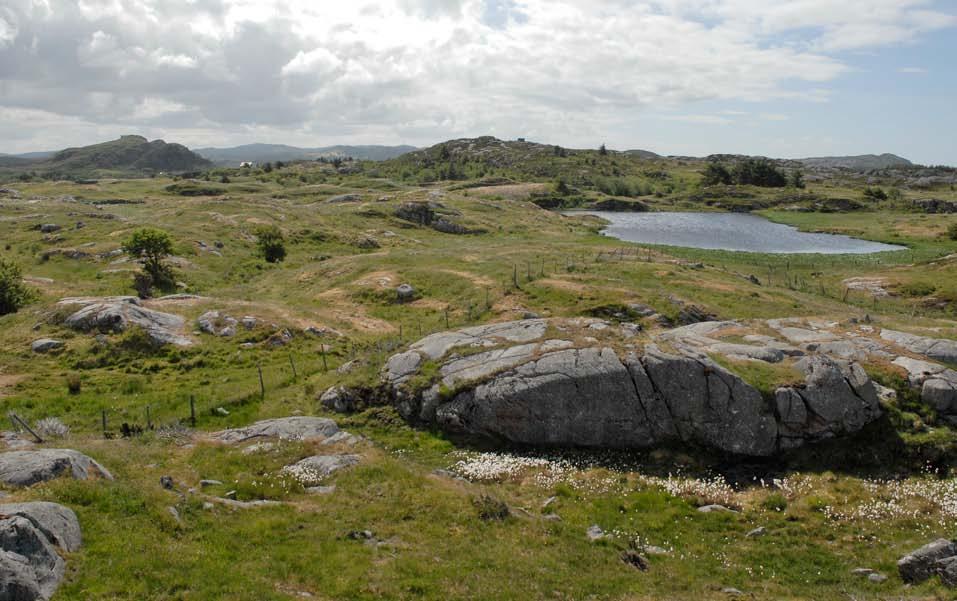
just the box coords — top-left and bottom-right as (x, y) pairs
(0, 449), (113, 487)
(282, 454), (360, 486)
(882, 329), (957, 365)
(60, 296), (192, 347)
(211, 417), (341, 444)
(30, 339), (63, 353)
(0, 502), (81, 600)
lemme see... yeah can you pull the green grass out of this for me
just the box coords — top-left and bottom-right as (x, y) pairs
(1, 160), (957, 599)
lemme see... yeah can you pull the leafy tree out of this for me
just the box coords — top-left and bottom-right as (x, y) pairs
(275, 161), (285, 170)
(732, 158), (788, 187)
(263, 162), (273, 173)
(255, 225), (287, 263)
(701, 163), (732, 186)
(123, 228), (175, 291)
(0, 257), (35, 316)
(599, 144), (608, 156)
(789, 170), (806, 189)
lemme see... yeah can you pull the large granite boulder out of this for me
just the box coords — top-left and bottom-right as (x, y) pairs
(0, 449), (113, 487)
(379, 318), (886, 456)
(898, 539), (957, 585)
(210, 417), (342, 444)
(0, 502), (82, 600)
(59, 296), (192, 347)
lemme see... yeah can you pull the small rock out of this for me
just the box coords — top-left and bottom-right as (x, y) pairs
(542, 513), (561, 522)
(721, 588), (744, 597)
(746, 526), (766, 538)
(698, 504), (738, 514)
(641, 545), (670, 556)
(306, 485), (337, 495)
(867, 573), (887, 583)
(167, 506), (181, 522)
(199, 479), (222, 488)
(851, 568), (875, 576)
(347, 530), (374, 540)
(202, 502), (214, 510)
(224, 490), (237, 499)
(39, 223), (60, 233)
(586, 525), (607, 541)
(213, 407), (230, 416)
(541, 496), (557, 509)
(620, 550), (649, 571)
(160, 475), (174, 490)
(31, 339), (63, 353)
(396, 283), (416, 303)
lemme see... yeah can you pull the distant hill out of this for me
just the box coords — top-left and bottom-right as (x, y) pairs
(0, 135), (212, 176)
(797, 154), (913, 170)
(47, 135), (211, 172)
(623, 149), (662, 159)
(194, 143), (417, 166)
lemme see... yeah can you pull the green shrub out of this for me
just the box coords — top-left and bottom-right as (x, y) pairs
(0, 257), (35, 315)
(66, 374), (82, 395)
(948, 222), (957, 241)
(473, 494), (510, 521)
(762, 492), (788, 512)
(255, 225), (287, 263)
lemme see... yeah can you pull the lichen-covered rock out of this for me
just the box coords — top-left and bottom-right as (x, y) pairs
(281, 454), (360, 486)
(898, 539), (957, 584)
(0, 502), (81, 600)
(197, 311), (238, 337)
(210, 417), (341, 444)
(383, 318), (886, 456)
(30, 340), (62, 354)
(881, 329), (957, 365)
(59, 296), (191, 347)
(0, 449), (113, 487)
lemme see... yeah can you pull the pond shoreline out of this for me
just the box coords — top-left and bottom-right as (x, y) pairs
(564, 210), (907, 255)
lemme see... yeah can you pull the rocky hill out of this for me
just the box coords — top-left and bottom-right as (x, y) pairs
(0, 135), (211, 176)
(797, 153), (913, 170)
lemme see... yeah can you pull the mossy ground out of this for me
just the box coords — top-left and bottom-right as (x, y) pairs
(1, 160), (956, 599)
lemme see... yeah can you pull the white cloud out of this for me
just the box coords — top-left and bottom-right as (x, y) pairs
(899, 66), (928, 74)
(0, 0), (954, 153)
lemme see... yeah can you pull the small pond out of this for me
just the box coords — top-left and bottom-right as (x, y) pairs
(570, 211), (906, 254)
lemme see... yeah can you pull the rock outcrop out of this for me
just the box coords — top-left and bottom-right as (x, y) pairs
(58, 296), (192, 347)
(898, 539), (957, 586)
(0, 502), (82, 600)
(378, 318), (888, 456)
(197, 311), (238, 337)
(0, 449), (113, 487)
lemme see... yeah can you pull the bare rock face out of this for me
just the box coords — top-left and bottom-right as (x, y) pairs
(380, 318), (887, 456)
(59, 296), (192, 347)
(0, 502), (82, 600)
(0, 449), (113, 487)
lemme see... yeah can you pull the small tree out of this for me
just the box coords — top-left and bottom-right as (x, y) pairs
(0, 257), (35, 316)
(255, 225), (286, 263)
(123, 228), (174, 291)
(599, 144), (608, 156)
(948, 222), (957, 241)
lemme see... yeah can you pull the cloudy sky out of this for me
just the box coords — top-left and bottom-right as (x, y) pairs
(1, 0), (955, 163)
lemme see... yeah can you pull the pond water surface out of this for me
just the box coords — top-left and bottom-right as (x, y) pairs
(572, 211), (906, 254)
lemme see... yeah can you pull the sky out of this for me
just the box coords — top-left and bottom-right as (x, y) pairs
(1, 0), (955, 164)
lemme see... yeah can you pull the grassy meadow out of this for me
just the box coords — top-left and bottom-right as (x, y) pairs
(1, 153), (957, 599)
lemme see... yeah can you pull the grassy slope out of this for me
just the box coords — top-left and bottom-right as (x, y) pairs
(0, 160), (956, 599)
